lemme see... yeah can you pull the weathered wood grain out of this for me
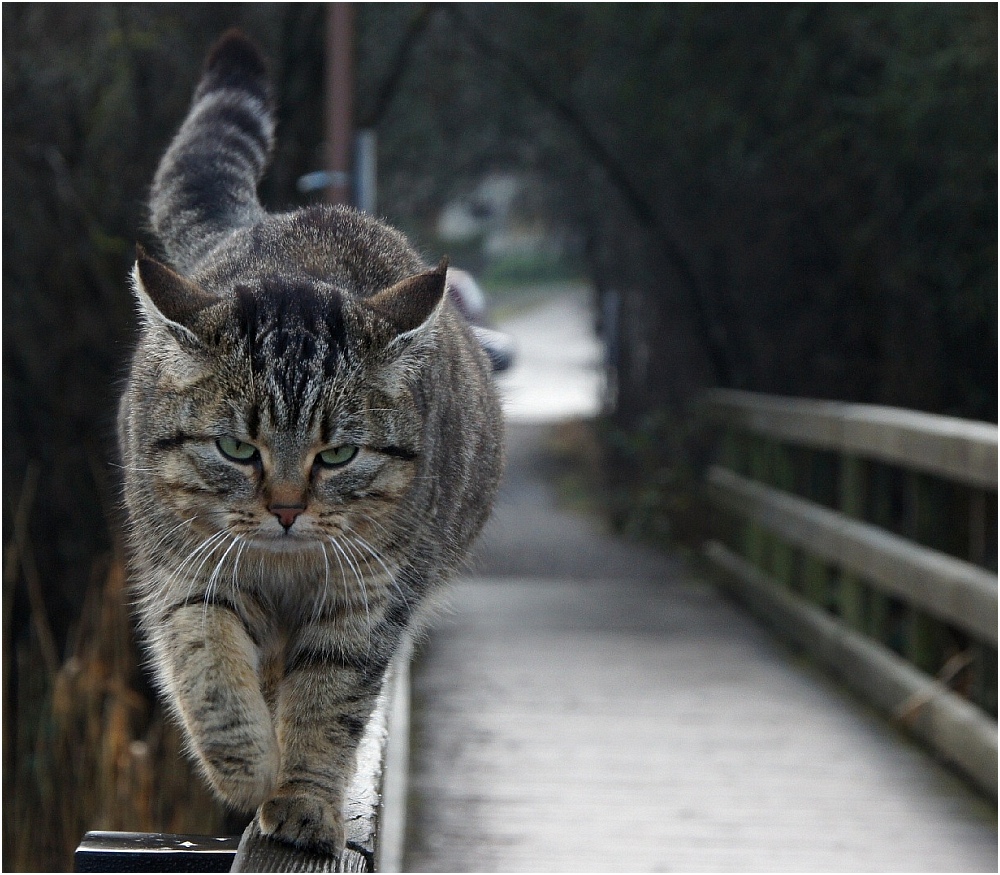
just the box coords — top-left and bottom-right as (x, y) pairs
(707, 465), (998, 643)
(406, 575), (998, 872)
(704, 389), (998, 488)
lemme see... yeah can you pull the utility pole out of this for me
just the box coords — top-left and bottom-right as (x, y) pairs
(325, 3), (354, 205)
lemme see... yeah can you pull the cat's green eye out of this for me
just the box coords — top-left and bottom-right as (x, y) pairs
(217, 436), (258, 463)
(316, 445), (359, 468)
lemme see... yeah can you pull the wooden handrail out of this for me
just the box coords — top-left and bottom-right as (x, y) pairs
(701, 390), (998, 797)
(707, 466), (998, 644)
(704, 389), (998, 489)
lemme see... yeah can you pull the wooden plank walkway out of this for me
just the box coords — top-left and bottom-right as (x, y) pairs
(404, 424), (997, 872)
(402, 292), (996, 872)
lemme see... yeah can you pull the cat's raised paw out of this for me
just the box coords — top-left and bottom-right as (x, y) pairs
(199, 722), (280, 812)
(258, 793), (345, 857)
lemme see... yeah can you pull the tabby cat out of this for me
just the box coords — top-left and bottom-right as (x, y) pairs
(118, 30), (503, 855)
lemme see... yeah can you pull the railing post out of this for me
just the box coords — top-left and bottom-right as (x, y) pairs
(865, 463), (892, 644)
(903, 471), (942, 673)
(720, 425), (741, 473)
(800, 448), (829, 609)
(968, 490), (986, 568)
(837, 455), (866, 630)
(769, 441), (796, 589)
(744, 434), (768, 569)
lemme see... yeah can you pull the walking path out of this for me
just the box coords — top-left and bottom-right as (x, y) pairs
(403, 288), (997, 872)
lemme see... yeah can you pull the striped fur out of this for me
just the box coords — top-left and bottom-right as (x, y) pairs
(150, 31), (274, 272)
(119, 31), (503, 856)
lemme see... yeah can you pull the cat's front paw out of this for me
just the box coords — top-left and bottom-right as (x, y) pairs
(199, 726), (280, 812)
(258, 791), (345, 857)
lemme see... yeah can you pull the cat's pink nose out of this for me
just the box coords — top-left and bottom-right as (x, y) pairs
(269, 504), (305, 530)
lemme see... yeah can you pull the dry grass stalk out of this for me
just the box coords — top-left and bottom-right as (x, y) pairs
(4, 552), (225, 871)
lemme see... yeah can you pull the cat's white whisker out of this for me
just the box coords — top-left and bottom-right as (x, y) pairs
(142, 529), (226, 624)
(232, 533), (248, 586)
(184, 531), (229, 587)
(149, 514), (198, 542)
(340, 538), (369, 616)
(344, 530), (405, 605)
(324, 536), (351, 606)
(201, 543), (227, 629)
(109, 462), (160, 473)
(352, 510), (418, 547)
(178, 533), (228, 608)
(310, 541), (332, 621)
(327, 535), (372, 652)
(201, 532), (242, 634)
(337, 536), (378, 654)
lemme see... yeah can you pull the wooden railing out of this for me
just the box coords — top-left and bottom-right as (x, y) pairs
(701, 389), (997, 796)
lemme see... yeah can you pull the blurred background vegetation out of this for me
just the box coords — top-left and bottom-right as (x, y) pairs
(3, 4), (996, 870)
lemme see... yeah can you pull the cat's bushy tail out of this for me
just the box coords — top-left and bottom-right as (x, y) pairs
(149, 30), (274, 273)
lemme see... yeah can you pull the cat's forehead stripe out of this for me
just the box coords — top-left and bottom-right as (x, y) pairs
(234, 278), (346, 428)
(247, 402), (261, 441)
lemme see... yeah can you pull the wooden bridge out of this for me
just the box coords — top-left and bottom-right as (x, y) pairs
(77, 288), (997, 872)
(401, 291), (996, 872)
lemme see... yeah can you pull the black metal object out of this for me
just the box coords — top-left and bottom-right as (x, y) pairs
(73, 829), (370, 874)
(74, 832), (240, 873)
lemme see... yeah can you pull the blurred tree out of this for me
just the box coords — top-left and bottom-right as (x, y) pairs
(358, 2), (995, 549)
(366, 4), (996, 421)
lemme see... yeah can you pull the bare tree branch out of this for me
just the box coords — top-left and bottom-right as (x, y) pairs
(359, 5), (435, 130)
(443, 4), (734, 387)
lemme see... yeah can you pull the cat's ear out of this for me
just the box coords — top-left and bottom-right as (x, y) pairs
(368, 257), (449, 343)
(132, 244), (217, 346)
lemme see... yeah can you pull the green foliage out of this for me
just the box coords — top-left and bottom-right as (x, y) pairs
(392, 4), (995, 548)
(599, 410), (716, 554)
(479, 250), (582, 290)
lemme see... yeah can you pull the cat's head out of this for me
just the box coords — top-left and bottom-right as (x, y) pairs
(126, 245), (448, 558)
